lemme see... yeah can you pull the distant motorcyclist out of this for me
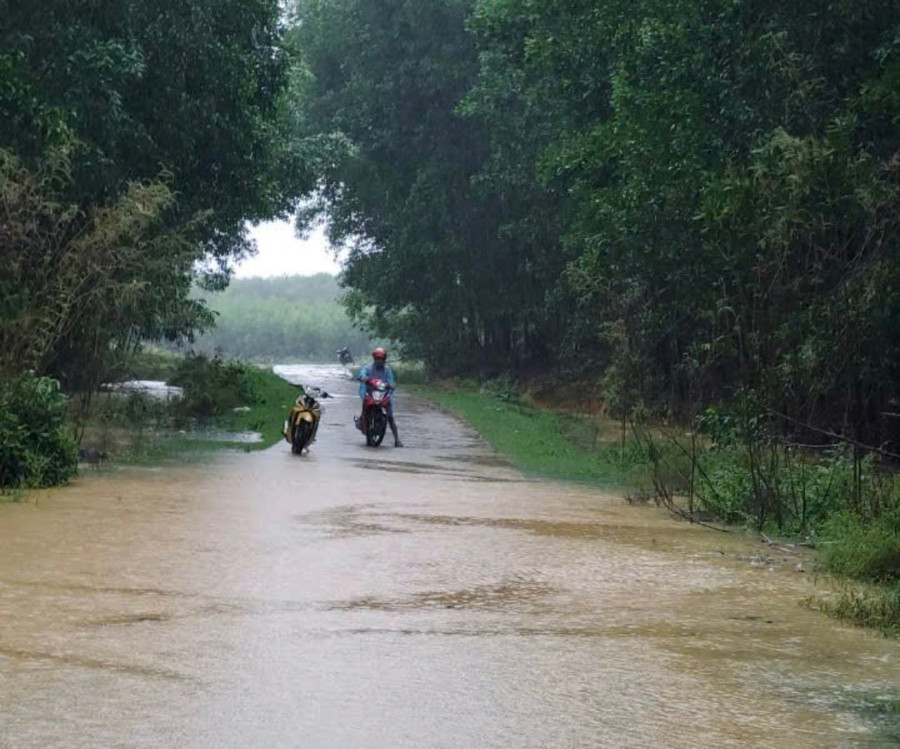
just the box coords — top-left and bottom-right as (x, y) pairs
(338, 347), (354, 366)
(356, 347), (403, 447)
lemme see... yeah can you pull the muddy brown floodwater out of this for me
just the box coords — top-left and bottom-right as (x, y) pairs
(1, 364), (898, 748)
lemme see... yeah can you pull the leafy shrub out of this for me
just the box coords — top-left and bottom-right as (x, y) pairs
(696, 449), (756, 523)
(692, 396), (869, 532)
(169, 354), (260, 422)
(0, 374), (77, 489)
(480, 375), (519, 402)
(692, 446), (856, 533)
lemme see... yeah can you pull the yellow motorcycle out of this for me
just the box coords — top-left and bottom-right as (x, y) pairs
(283, 385), (329, 455)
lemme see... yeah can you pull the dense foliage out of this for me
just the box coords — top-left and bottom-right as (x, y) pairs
(0, 374), (77, 490)
(1, 0), (313, 391)
(290, 0), (567, 372)
(190, 275), (374, 361)
(291, 0), (900, 433)
(0, 0), (308, 258)
(0, 150), (210, 393)
(1, 1), (315, 482)
(169, 354), (262, 421)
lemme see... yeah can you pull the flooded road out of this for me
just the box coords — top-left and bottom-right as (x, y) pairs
(1, 364), (898, 747)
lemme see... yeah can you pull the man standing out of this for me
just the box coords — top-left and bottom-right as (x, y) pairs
(356, 347), (403, 447)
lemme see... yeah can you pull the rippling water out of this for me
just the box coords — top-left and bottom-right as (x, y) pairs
(0, 365), (897, 747)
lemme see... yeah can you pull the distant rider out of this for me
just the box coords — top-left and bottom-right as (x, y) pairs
(357, 347), (403, 447)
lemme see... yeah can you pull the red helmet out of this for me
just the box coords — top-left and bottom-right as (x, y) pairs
(372, 347), (387, 360)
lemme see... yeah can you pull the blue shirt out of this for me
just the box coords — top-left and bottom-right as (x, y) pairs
(358, 363), (395, 399)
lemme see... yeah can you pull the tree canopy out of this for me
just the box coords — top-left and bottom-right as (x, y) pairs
(1, 0), (309, 253)
(290, 0), (568, 373)
(4, 0), (900, 448)
(291, 0), (900, 447)
(1, 0), (315, 389)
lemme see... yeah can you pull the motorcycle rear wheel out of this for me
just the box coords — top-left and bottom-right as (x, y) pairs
(292, 420), (314, 455)
(366, 410), (387, 447)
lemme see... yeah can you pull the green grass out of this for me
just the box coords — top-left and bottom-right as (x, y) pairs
(123, 346), (182, 381)
(416, 384), (648, 486)
(214, 365), (299, 449)
(391, 360), (428, 385)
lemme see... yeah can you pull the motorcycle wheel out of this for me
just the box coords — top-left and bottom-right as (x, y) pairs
(292, 420), (313, 455)
(366, 410), (387, 447)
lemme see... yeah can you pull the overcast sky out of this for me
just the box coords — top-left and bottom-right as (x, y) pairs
(235, 219), (341, 278)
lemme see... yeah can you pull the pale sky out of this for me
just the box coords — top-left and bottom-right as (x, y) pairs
(235, 219), (341, 278)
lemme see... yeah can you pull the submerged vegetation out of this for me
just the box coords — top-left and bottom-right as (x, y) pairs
(76, 353), (298, 466)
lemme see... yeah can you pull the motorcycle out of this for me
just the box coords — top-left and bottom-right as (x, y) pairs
(358, 377), (393, 447)
(283, 385), (329, 455)
(337, 347), (354, 366)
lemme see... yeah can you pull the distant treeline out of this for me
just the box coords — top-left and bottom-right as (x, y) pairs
(189, 274), (374, 362)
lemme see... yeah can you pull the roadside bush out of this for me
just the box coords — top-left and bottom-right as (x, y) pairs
(692, 446), (857, 533)
(690, 397), (859, 532)
(820, 509), (900, 583)
(480, 375), (519, 402)
(170, 354), (260, 422)
(0, 374), (77, 490)
(693, 449), (755, 523)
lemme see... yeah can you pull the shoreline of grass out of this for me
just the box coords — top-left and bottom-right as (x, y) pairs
(415, 380), (900, 636)
(414, 383), (648, 487)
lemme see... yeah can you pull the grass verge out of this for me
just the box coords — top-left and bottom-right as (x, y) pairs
(417, 379), (900, 636)
(211, 365), (299, 450)
(415, 382), (648, 486)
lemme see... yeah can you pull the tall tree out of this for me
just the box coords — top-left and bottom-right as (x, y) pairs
(466, 0), (900, 429)
(0, 0), (315, 387)
(291, 0), (569, 373)
(0, 0), (309, 263)
(291, 0), (900, 445)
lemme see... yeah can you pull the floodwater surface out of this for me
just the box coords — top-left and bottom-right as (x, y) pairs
(0, 365), (898, 748)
